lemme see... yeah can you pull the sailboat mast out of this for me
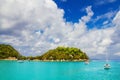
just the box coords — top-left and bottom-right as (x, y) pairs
(106, 52), (108, 63)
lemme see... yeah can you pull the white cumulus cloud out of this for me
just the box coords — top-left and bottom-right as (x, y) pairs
(0, 0), (120, 59)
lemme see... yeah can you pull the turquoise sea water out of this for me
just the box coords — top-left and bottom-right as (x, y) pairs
(0, 60), (120, 80)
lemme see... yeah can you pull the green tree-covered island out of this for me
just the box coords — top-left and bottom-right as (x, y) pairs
(0, 44), (89, 61)
(0, 44), (22, 60)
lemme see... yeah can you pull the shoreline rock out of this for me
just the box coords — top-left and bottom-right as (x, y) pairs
(34, 59), (89, 62)
(0, 57), (17, 60)
(0, 59), (89, 62)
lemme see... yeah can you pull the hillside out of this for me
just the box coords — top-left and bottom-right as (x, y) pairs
(0, 44), (22, 59)
(40, 46), (89, 61)
(0, 44), (89, 61)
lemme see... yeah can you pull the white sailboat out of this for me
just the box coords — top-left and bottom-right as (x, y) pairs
(104, 52), (110, 69)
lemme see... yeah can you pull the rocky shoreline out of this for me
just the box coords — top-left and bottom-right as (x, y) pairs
(0, 57), (17, 60)
(0, 58), (89, 62)
(38, 59), (88, 62)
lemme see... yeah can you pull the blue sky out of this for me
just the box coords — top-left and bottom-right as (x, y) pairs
(0, 0), (120, 59)
(54, 0), (119, 28)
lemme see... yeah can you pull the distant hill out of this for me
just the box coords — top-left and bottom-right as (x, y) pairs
(0, 44), (89, 61)
(40, 46), (89, 61)
(0, 44), (22, 59)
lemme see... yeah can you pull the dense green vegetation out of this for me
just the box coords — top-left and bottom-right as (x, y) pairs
(0, 44), (89, 61)
(0, 44), (22, 59)
(39, 46), (89, 61)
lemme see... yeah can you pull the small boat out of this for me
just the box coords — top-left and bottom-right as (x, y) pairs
(104, 64), (110, 69)
(104, 52), (111, 70)
(17, 60), (24, 63)
(85, 61), (89, 65)
(85, 60), (89, 65)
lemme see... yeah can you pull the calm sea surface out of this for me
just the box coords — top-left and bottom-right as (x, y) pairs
(0, 60), (120, 80)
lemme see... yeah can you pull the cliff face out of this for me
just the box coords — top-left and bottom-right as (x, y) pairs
(40, 46), (89, 61)
(0, 44), (21, 59)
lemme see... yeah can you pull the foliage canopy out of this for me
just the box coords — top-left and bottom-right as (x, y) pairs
(0, 44), (22, 59)
(40, 46), (89, 60)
